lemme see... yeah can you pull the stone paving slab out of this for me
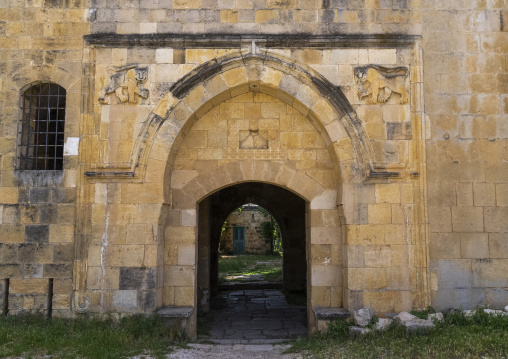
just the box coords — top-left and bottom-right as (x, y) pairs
(204, 289), (307, 342)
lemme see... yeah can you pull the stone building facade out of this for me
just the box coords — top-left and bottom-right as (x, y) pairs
(220, 205), (272, 254)
(0, 0), (507, 337)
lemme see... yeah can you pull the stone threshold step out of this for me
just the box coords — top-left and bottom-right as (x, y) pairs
(157, 306), (194, 318)
(218, 282), (283, 290)
(197, 338), (292, 345)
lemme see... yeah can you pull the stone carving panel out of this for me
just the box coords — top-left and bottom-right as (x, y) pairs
(239, 130), (268, 149)
(354, 65), (409, 104)
(98, 65), (149, 104)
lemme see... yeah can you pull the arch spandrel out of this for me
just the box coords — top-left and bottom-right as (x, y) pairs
(135, 52), (374, 185)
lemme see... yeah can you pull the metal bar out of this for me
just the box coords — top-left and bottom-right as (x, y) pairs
(19, 83), (66, 170)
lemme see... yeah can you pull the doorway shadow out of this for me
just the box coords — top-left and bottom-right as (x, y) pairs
(197, 183), (309, 342)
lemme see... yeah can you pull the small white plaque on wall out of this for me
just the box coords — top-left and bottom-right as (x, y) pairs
(64, 137), (80, 156)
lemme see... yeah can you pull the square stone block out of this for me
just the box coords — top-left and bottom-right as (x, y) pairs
(460, 233), (489, 259)
(436, 259), (473, 289)
(112, 290), (138, 311)
(364, 245), (391, 268)
(164, 266), (194, 287)
(178, 245), (196, 266)
(472, 259), (508, 287)
(311, 264), (341, 287)
(174, 286), (194, 306)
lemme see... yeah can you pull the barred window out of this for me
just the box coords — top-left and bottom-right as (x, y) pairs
(18, 83), (66, 170)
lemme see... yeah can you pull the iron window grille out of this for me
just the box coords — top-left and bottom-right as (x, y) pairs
(18, 82), (66, 170)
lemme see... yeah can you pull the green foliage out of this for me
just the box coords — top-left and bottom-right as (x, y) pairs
(197, 313), (211, 336)
(0, 313), (184, 359)
(327, 319), (353, 339)
(258, 206), (282, 254)
(366, 314), (379, 329)
(261, 221), (274, 239)
(410, 306), (436, 319)
(288, 309), (508, 359)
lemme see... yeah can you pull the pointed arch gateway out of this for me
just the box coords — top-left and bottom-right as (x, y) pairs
(142, 51), (377, 337)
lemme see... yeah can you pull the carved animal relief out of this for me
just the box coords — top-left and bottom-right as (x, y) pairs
(98, 65), (149, 104)
(354, 65), (409, 104)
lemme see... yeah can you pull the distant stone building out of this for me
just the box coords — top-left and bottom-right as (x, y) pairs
(220, 205), (272, 255)
(0, 0), (507, 338)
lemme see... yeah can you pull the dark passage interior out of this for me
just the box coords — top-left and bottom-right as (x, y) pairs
(197, 182), (308, 340)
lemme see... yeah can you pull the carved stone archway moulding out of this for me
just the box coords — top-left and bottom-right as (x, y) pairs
(75, 33), (430, 319)
(83, 33), (423, 183)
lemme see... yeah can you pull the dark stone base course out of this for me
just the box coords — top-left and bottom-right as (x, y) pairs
(8, 294), (48, 314)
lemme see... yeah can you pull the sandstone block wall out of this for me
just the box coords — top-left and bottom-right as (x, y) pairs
(0, 0), (506, 324)
(89, 0), (422, 35)
(0, 0), (87, 316)
(423, 4), (508, 310)
(221, 207), (272, 255)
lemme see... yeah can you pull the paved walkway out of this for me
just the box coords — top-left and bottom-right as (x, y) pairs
(201, 289), (307, 344)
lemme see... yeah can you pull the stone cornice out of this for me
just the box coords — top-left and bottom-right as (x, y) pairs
(84, 33), (420, 48)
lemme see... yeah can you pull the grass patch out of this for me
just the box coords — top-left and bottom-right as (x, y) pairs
(411, 306), (436, 319)
(288, 309), (508, 359)
(218, 254), (282, 283)
(0, 313), (185, 359)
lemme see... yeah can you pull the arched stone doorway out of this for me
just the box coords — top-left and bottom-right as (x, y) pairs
(197, 182), (307, 312)
(132, 50), (428, 337)
(162, 84), (345, 336)
(68, 37), (430, 332)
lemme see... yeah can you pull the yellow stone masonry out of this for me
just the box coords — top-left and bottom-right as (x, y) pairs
(0, 0), (506, 338)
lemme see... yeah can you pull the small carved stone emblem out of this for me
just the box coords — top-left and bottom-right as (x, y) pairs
(98, 65), (149, 104)
(239, 130), (268, 149)
(354, 65), (409, 104)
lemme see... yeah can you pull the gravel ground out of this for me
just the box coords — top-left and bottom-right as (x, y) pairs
(6, 344), (307, 359)
(165, 343), (305, 359)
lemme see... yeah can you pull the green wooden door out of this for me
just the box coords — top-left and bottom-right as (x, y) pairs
(233, 227), (245, 254)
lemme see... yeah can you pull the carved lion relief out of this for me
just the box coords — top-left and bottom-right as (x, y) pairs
(98, 65), (149, 104)
(354, 65), (409, 104)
